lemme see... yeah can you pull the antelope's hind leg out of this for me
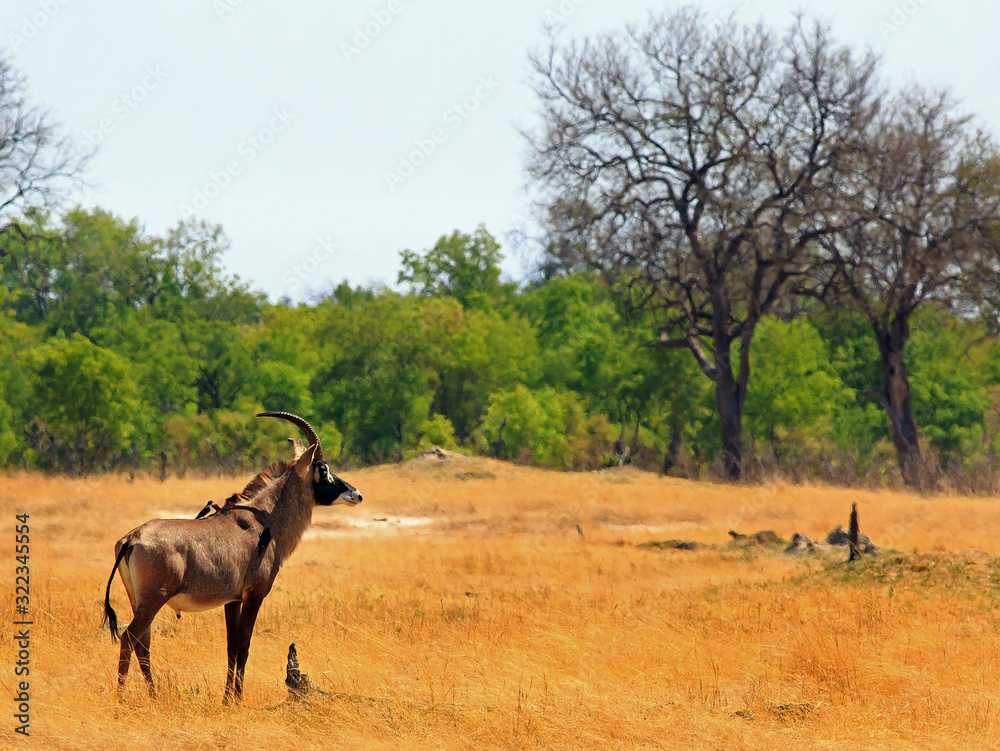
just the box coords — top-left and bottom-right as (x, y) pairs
(117, 629), (134, 691)
(114, 550), (140, 695)
(118, 611), (157, 696)
(115, 550), (169, 698)
(135, 627), (155, 697)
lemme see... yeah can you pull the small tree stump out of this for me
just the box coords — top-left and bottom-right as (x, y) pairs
(849, 502), (861, 561)
(285, 643), (328, 700)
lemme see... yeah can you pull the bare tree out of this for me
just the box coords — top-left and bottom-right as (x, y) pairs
(823, 90), (1000, 489)
(0, 57), (83, 260)
(526, 10), (879, 478)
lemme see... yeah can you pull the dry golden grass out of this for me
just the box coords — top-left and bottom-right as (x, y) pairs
(3, 456), (1000, 749)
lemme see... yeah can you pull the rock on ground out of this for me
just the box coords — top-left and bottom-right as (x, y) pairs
(826, 524), (878, 554)
(785, 532), (818, 554)
(727, 530), (785, 548)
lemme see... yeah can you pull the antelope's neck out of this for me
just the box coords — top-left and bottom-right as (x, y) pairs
(262, 476), (314, 562)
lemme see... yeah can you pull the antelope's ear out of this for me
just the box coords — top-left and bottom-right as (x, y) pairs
(293, 443), (318, 479)
(287, 437), (306, 461)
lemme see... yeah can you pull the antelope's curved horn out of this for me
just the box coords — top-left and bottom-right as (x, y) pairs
(257, 412), (324, 461)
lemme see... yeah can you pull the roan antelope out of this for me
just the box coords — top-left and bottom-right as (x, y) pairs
(102, 411), (362, 703)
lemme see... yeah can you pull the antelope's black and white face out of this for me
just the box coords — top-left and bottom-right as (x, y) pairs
(313, 461), (362, 506)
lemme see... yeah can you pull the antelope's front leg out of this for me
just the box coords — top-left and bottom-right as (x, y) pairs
(223, 601), (241, 703)
(233, 593), (266, 703)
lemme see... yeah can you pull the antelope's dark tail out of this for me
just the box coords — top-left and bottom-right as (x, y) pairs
(103, 541), (132, 642)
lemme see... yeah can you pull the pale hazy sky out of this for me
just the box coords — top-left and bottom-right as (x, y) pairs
(5, 0), (999, 300)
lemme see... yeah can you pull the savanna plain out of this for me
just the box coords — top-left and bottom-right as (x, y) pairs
(3, 454), (1000, 750)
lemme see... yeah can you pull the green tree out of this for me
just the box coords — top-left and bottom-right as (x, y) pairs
(823, 91), (1000, 487)
(156, 219), (264, 324)
(527, 12), (879, 479)
(908, 309), (996, 462)
(192, 323), (254, 412)
(28, 334), (140, 472)
(0, 209), (65, 325)
(0, 317), (38, 465)
(518, 274), (712, 469)
(478, 385), (599, 468)
(249, 361), (314, 417)
(312, 289), (537, 461)
(398, 225), (505, 308)
(811, 310), (886, 461)
(312, 291), (436, 462)
(4, 208), (161, 337)
(743, 318), (853, 462)
(1, 211), (263, 336)
(419, 297), (537, 440)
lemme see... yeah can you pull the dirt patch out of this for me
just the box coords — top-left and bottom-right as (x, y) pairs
(637, 539), (707, 551)
(147, 506), (199, 519)
(409, 446), (464, 462)
(304, 515), (435, 540)
(727, 529), (785, 548)
(605, 520), (706, 535)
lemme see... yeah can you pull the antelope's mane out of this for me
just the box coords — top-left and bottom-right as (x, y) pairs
(237, 460), (292, 502)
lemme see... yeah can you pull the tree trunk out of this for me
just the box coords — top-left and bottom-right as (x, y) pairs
(848, 502), (860, 561)
(662, 420), (683, 475)
(492, 416), (507, 459)
(714, 348), (744, 481)
(613, 420), (627, 465)
(49, 434), (59, 473)
(874, 316), (928, 490)
(674, 300), (747, 481)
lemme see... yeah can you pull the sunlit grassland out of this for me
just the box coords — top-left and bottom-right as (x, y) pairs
(2, 457), (1000, 749)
